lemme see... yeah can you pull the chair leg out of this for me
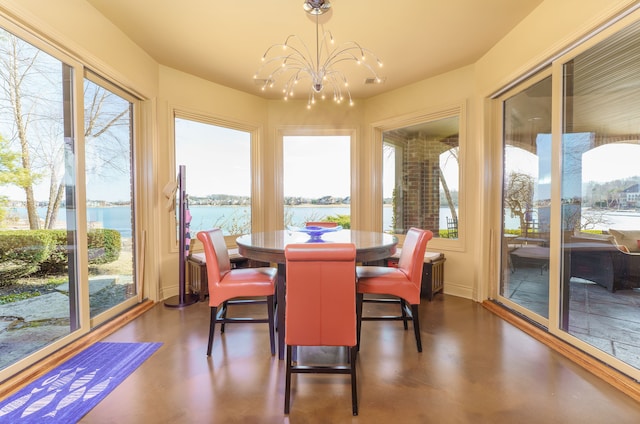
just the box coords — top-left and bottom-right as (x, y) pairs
(267, 295), (276, 356)
(356, 293), (364, 351)
(400, 299), (409, 330)
(350, 345), (358, 416)
(284, 345), (293, 414)
(220, 301), (228, 333)
(411, 304), (422, 352)
(207, 306), (218, 356)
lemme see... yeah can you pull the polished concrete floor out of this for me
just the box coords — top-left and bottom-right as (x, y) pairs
(76, 294), (640, 423)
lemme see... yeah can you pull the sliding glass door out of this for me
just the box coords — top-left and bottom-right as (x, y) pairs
(500, 74), (552, 321)
(0, 21), (140, 377)
(0, 29), (79, 370)
(84, 75), (138, 323)
(497, 14), (640, 378)
(559, 19), (640, 371)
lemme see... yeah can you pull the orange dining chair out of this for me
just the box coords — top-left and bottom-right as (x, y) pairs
(196, 229), (276, 356)
(284, 243), (358, 416)
(356, 227), (433, 352)
(304, 221), (338, 227)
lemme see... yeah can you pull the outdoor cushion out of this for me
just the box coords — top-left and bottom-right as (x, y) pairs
(609, 229), (640, 253)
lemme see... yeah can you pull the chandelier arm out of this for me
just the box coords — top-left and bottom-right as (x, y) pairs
(260, 38), (297, 60)
(279, 34), (313, 69)
(264, 56), (312, 72)
(257, 54), (315, 82)
(323, 45), (381, 68)
(326, 56), (383, 80)
(262, 48), (315, 70)
(261, 35), (307, 58)
(273, 66), (313, 93)
(255, 0), (383, 108)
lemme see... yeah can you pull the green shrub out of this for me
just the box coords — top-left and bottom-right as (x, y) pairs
(0, 230), (54, 280)
(38, 228), (121, 273)
(324, 214), (351, 229)
(0, 228), (122, 278)
(87, 228), (121, 264)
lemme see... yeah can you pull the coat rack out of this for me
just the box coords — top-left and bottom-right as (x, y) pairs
(165, 165), (198, 308)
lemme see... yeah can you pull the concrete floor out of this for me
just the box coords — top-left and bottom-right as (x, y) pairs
(77, 295), (640, 423)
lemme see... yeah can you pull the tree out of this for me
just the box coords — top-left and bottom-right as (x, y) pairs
(0, 135), (29, 186)
(504, 171), (534, 232)
(0, 32), (47, 228)
(0, 134), (30, 224)
(440, 146), (459, 222)
(0, 30), (129, 229)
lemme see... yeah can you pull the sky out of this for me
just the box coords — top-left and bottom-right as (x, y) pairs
(507, 139), (640, 183)
(175, 118), (251, 197)
(5, 123), (640, 204)
(283, 135), (351, 198)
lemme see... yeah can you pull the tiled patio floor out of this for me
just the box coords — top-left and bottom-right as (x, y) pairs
(504, 264), (640, 369)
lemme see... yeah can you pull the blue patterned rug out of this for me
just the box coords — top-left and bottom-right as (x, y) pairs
(0, 342), (162, 423)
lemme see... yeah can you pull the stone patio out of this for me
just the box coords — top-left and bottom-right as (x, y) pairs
(0, 276), (129, 370)
(506, 264), (640, 369)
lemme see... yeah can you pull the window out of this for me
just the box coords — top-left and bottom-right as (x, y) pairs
(283, 135), (351, 228)
(383, 116), (460, 238)
(174, 117), (252, 236)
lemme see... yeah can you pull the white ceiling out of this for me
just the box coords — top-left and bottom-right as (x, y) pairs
(85, 0), (543, 101)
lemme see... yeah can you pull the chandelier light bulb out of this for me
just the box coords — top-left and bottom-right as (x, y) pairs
(254, 0), (384, 109)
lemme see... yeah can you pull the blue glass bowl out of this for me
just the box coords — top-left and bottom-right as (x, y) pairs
(290, 225), (343, 241)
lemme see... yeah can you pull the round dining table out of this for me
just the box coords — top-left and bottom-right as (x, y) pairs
(236, 229), (398, 359)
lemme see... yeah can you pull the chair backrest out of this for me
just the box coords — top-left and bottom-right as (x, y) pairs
(397, 228), (433, 288)
(305, 221), (338, 228)
(284, 243), (357, 347)
(196, 229), (232, 286)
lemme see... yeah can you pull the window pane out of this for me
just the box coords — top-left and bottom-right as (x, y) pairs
(84, 78), (136, 318)
(175, 119), (251, 236)
(560, 20), (640, 369)
(283, 135), (351, 227)
(383, 116), (459, 238)
(0, 29), (78, 369)
(501, 75), (552, 319)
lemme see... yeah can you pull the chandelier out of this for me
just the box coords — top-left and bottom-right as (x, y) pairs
(254, 0), (384, 109)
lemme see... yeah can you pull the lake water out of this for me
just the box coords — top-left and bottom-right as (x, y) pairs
(10, 206), (639, 238)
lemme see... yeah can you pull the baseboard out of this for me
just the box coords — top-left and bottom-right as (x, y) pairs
(442, 282), (473, 299)
(0, 300), (156, 400)
(482, 300), (640, 403)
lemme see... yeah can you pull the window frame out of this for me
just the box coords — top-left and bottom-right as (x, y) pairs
(275, 126), (357, 230)
(371, 103), (466, 252)
(170, 109), (262, 247)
